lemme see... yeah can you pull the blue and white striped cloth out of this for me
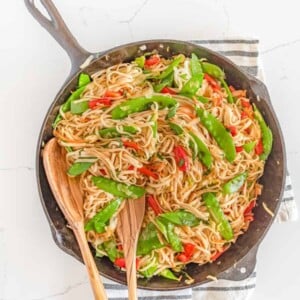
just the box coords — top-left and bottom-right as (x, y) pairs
(101, 39), (297, 300)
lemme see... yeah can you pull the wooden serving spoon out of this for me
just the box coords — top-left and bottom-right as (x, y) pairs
(117, 196), (145, 300)
(43, 138), (107, 300)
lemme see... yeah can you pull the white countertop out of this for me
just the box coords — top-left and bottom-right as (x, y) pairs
(1, 0), (300, 299)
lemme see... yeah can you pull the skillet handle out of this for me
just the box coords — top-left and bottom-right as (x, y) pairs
(24, 0), (91, 75)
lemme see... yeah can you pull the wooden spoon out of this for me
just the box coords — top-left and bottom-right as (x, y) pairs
(43, 138), (107, 300)
(117, 196), (145, 300)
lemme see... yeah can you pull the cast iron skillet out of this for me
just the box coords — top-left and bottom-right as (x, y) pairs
(25, 0), (286, 290)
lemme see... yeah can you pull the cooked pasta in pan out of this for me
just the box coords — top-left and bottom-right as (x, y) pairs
(53, 52), (272, 282)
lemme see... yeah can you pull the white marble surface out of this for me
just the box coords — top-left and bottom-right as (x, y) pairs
(1, 0), (300, 299)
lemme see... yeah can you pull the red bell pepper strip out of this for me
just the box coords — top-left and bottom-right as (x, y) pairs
(161, 87), (177, 95)
(255, 139), (264, 155)
(241, 111), (248, 119)
(89, 98), (112, 109)
(183, 243), (195, 258)
(104, 90), (123, 98)
(145, 55), (160, 68)
(204, 73), (221, 91)
(147, 195), (162, 215)
(211, 249), (224, 261)
(173, 146), (189, 172)
(244, 214), (254, 222)
(114, 258), (126, 268)
(227, 126), (237, 137)
(241, 99), (251, 108)
(128, 165), (135, 171)
(229, 85), (236, 92)
(99, 169), (107, 175)
(138, 166), (158, 180)
(235, 146), (243, 153)
(244, 200), (256, 216)
(123, 140), (140, 151)
(177, 253), (189, 262)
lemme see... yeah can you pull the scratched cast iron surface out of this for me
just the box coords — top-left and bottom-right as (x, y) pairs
(25, 0), (286, 290)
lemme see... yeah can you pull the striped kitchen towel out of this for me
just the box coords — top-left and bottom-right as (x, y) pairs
(100, 39), (297, 300)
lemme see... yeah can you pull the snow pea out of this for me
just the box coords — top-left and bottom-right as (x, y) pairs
(103, 239), (121, 262)
(67, 161), (94, 176)
(78, 73), (91, 88)
(71, 100), (89, 115)
(196, 108), (236, 163)
(84, 198), (122, 233)
(99, 126), (138, 138)
(223, 172), (248, 194)
(253, 105), (273, 160)
(165, 103), (178, 120)
(160, 269), (180, 281)
(202, 62), (225, 80)
(154, 72), (174, 92)
(180, 74), (204, 96)
(158, 55), (185, 79)
(135, 56), (145, 68)
(62, 85), (86, 113)
(92, 176), (146, 199)
(196, 95), (209, 104)
(243, 141), (256, 153)
(189, 132), (212, 169)
(137, 222), (164, 255)
(190, 53), (203, 76)
(169, 122), (184, 135)
(166, 222), (183, 252)
(220, 78), (234, 104)
(203, 192), (233, 241)
(111, 95), (178, 119)
(151, 114), (158, 138)
(160, 209), (200, 227)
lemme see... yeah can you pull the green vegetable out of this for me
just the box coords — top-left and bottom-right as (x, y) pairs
(180, 74), (204, 96)
(155, 217), (169, 242)
(202, 62), (225, 80)
(243, 141), (256, 153)
(158, 55), (185, 79)
(253, 105), (273, 160)
(65, 146), (73, 153)
(223, 172), (248, 194)
(95, 244), (105, 257)
(62, 85), (86, 113)
(99, 126), (138, 138)
(92, 176), (146, 199)
(160, 209), (200, 227)
(165, 104), (178, 120)
(195, 95), (209, 103)
(203, 193), (233, 241)
(140, 264), (158, 278)
(137, 222), (164, 255)
(78, 73), (91, 88)
(166, 222), (183, 252)
(154, 73), (174, 92)
(189, 132), (212, 169)
(103, 239), (120, 262)
(188, 137), (198, 160)
(151, 114), (158, 138)
(111, 95), (178, 119)
(67, 161), (94, 176)
(70, 100), (89, 115)
(196, 108), (236, 163)
(169, 122), (184, 135)
(52, 113), (63, 129)
(160, 269), (180, 281)
(220, 78), (234, 104)
(135, 56), (145, 68)
(84, 198), (122, 232)
(190, 53), (203, 76)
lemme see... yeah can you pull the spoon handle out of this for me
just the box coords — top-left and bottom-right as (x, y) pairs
(126, 249), (138, 300)
(73, 222), (108, 300)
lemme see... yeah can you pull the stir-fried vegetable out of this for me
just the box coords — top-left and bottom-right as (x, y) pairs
(137, 222), (164, 255)
(190, 53), (203, 76)
(111, 95), (177, 119)
(135, 56), (146, 68)
(67, 161), (94, 176)
(159, 209), (200, 227)
(253, 104), (273, 160)
(92, 176), (146, 198)
(202, 62), (225, 80)
(160, 269), (180, 281)
(158, 55), (184, 79)
(103, 239), (121, 262)
(173, 146), (189, 172)
(223, 172), (248, 194)
(243, 141), (256, 153)
(169, 122), (184, 135)
(189, 132), (212, 168)
(84, 198), (122, 232)
(196, 108), (236, 163)
(147, 195), (162, 215)
(99, 126), (138, 138)
(203, 193), (233, 241)
(154, 73), (174, 93)
(180, 74), (203, 96)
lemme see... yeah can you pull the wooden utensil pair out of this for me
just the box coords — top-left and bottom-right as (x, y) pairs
(43, 138), (145, 300)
